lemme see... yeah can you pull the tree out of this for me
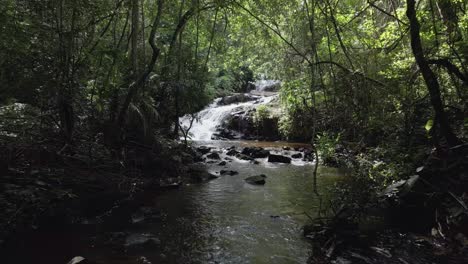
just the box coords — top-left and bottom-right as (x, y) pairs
(406, 0), (460, 146)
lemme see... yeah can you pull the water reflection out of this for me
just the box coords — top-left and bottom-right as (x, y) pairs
(149, 141), (345, 263)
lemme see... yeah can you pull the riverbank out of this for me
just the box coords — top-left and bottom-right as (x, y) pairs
(303, 141), (468, 263)
(0, 137), (201, 251)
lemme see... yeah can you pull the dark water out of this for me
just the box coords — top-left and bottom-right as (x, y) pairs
(2, 141), (346, 264)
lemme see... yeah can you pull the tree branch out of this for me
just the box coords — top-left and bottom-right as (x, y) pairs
(427, 59), (468, 86)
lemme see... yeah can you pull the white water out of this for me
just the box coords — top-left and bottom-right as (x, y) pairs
(180, 94), (277, 141)
(254, 80), (281, 92)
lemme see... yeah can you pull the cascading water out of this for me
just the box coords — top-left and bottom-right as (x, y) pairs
(180, 94), (277, 141)
(254, 79), (281, 92)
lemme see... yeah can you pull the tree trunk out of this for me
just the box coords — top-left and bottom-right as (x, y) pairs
(116, 0), (163, 129)
(406, 0), (460, 146)
(131, 0), (139, 78)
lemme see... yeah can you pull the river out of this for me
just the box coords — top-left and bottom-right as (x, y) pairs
(3, 90), (347, 264)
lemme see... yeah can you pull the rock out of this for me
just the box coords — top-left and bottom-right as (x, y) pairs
(206, 152), (221, 160)
(379, 175), (420, 199)
(236, 153), (254, 161)
(218, 161), (227, 166)
(193, 154), (205, 162)
(218, 93), (257, 105)
(67, 257), (89, 264)
(282, 146), (291, 150)
(125, 233), (160, 251)
(291, 153), (302, 159)
(188, 166), (219, 182)
(226, 149), (239, 156)
(196, 146), (211, 155)
(303, 149), (314, 161)
(245, 175), (267, 185)
(268, 154), (291, 163)
(256, 81), (281, 92)
(211, 128), (239, 140)
(241, 147), (270, 158)
(220, 170), (238, 176)
(251, 160), (260, 164)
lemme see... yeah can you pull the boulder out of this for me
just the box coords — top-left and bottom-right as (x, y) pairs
(125, 233), (160, 251)
(188, 166), (219, 182)
(268, 154), (291, 163)
(303, 149), (315, 161)
(206, 152), (221, 160)
(241, 147), (270, 158)
(218, 161), (227, 166)
(220, 170), (238, 176)
(67, 257), (90, 264)
(211, 128), (239, 140)
(245, 174), (267, 185)
(196, 146), (211, 155)
(236, 153), (254, 161)
(226, 149), (239, 156)
(291, 153), (302, 159)
(218, 93), (257, 105)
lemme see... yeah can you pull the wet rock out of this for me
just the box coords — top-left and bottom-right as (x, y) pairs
(218, 161), (227, 166)
(268, 154), (291, 163)
(291, 153), (302, 159)
(188, 166), (219, 182)
(256, 81), (281, 92)
(303, 149), (315, 161)
(206, 152), (221, 160)
(211, 128), (239, 140)
(282, 146), (291, 151)
(245, 175), (267, 185)
(236, 153), (254, 161)
(125, 233), (160, 251)
(220, 170), (238, 176)
(218, 93), (257, 105)
(67, 257), (90, 264)
(251, 160), (260, 165)
(226, 149), (239, 156)
(196, 146), (211, 155)
(193, 154), (205, 162)
(241, 147), (270, 158)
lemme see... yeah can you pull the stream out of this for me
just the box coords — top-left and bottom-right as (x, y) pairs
(3, 89), (347, 264)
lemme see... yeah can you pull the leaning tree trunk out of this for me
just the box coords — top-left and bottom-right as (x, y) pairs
(406, 0), (460, 146)
(116, 0), (164, 130)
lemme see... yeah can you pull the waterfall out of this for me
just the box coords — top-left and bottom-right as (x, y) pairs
(180, 95), (277, 141)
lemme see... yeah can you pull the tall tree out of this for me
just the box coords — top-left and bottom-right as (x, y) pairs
(406, 0), (460, 146)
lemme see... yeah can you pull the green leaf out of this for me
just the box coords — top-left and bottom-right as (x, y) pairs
(425, 119), (434, 132)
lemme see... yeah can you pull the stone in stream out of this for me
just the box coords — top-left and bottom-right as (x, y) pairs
(125, 233), (161, 251)
(220, 170), (238, 176)
(188, 166), (219, 182)
(218, 161), (227, 166)
(268, 154), (292, 163)
(66, 257), (91, 264)
(291, 153), (302, 159)
(226, 149), (239, 156)
(218, 93), (257, 105)
(241, 147), (270, 158)
(245, 174), (267, 185)
(206, 152), (221, 160)
(236, 153), (254, 161)
(196, 146), (211, 155)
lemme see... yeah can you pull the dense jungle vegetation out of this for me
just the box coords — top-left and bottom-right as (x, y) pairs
(0, 0), (467, 263)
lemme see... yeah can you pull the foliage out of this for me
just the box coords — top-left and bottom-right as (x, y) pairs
(253, 105), (270, 129)
(316, 132), (341, 165)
